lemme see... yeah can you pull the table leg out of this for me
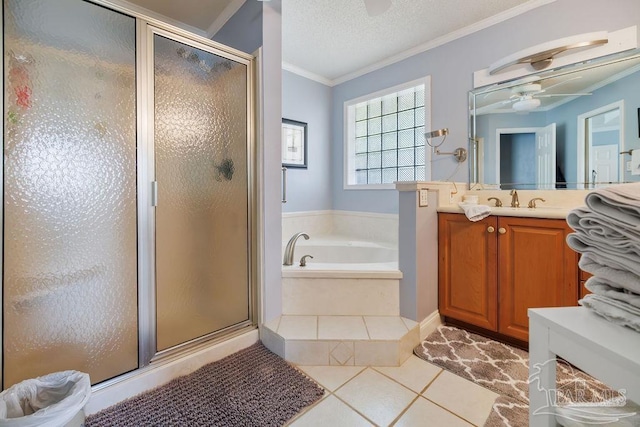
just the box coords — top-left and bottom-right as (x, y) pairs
(529, 319), (557, 427)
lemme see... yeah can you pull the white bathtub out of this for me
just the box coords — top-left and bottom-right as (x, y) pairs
(281, 236), (402, 316)
(282, 236), (400, 278)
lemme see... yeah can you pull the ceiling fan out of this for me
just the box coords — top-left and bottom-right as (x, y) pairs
(481, 76), (591, 113)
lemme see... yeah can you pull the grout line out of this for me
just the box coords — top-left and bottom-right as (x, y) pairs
(331, 366), (368, 395)
(331, 390), (381, 427)
(369, 366), (423, 396)
(362, 315), (372, 339)
(422, 396), (478, 426)
(388, 394), (421, 426)
(422, 371), (480, 426)
(419, 367), (445, 394)
(283, 390), (330, 426)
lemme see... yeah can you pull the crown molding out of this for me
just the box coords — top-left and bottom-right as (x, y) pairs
(206, 0), (247, 38)
(282, 62), (334, 86)
(299, 0), (556, 86)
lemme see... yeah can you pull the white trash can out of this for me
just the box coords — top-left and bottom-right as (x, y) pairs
(0, 371), (91, 427)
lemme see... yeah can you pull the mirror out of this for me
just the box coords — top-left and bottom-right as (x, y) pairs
(469, 50), (640, 190)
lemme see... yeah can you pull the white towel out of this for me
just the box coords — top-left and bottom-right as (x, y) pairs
(585, 277), (640, 309)
(567, 228), (640, 257)
(585, 183), (640, 230)
(567, 233), (640, 277)
(579, 253), (640, 293)
(579, 294), (640, 333)
(458, 202), (491, 222)
(567, 206), (640, 245)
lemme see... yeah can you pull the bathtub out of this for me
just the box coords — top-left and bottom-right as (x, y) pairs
(281, 235), (402, 316)
(282, 236), (400, 278)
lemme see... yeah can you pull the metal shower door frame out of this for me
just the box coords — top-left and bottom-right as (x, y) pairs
(137, 23), (258, 366)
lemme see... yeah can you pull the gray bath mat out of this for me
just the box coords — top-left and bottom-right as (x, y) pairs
(86, 342), (324, 427)
(414, 325), (617, 427)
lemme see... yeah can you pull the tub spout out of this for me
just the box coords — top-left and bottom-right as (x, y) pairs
(283, 232), (309, 266)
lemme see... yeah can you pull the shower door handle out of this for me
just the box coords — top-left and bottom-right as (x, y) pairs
(282, 167), (287, 204)
(151, 181), (158, 207)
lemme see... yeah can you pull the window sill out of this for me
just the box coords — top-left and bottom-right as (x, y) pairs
(343, 184), (397, 190)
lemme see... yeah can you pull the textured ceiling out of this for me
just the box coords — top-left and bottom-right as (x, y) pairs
(283, 0), (541, 83)
(122, 0), (550, 84)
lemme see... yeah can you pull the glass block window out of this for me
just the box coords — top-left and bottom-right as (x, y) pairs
(345, 79), (429, 188)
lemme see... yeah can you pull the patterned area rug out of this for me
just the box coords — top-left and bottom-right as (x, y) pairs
(86, 342), (324, 427)
(414, 326), (618, 427)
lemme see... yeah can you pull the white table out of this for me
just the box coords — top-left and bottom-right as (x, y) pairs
(528, 307), (640, 427)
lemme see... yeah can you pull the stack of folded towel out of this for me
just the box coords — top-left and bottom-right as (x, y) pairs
(566, 182), (640, 332)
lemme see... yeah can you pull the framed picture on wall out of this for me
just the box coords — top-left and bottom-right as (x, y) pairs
(282, 118), (307, 168)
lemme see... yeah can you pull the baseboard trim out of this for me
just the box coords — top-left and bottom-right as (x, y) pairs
(85, 329), (259, 415)
(419, 310), (442, 340)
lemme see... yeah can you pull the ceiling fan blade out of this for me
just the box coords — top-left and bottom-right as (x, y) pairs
(475, 99), (513, 114)
(539, 75), (582, 93)
(363, 0), (392, 16)
(536, 93), (592, 97)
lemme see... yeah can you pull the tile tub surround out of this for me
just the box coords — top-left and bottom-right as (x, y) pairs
(282, 210), (399, 246)
(282, 275), (401, 316)
(276, 211), (410, 366)
(262, 315), (420, 366)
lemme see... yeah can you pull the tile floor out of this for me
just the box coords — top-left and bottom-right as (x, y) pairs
(286, 355), (499, 426)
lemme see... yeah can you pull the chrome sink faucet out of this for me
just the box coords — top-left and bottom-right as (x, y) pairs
(283, 232), (309, 266)
(510, 189), (519, 208)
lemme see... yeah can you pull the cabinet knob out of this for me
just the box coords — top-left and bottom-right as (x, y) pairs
(487, 226), (495, 233)
(498, 227), (507, 234)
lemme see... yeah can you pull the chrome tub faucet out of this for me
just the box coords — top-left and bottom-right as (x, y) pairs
(283, 232), (309, 266)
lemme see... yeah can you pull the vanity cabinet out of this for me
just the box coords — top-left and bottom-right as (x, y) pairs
(579, 264), (593, 299)
(438, 213), (579, 343)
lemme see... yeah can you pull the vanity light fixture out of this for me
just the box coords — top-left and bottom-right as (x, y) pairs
(489, 31), (609, 75)
(425, 128), (468, 163)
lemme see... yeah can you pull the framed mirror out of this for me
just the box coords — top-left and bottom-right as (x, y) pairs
(469, 49), (640, 190)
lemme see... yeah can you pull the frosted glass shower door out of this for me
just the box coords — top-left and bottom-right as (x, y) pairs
(3, 0), (138, 387)
(153, 34), (250, 351)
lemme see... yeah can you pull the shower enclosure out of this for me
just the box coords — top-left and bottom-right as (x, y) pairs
(2, 0), (256, 389)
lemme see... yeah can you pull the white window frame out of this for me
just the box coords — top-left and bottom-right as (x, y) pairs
(343, 76), (432, 190)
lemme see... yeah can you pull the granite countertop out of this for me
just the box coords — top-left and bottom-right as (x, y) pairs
(437, 204), (571, 219)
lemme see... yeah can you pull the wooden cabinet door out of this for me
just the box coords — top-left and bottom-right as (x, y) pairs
(497, 217), (578, 341)
(438, 213), (498, 331)
(579, 257), (593, 299)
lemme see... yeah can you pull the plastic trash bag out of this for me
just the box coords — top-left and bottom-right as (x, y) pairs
(0, 371), (90, 427)
(556, 399), (640, 427)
